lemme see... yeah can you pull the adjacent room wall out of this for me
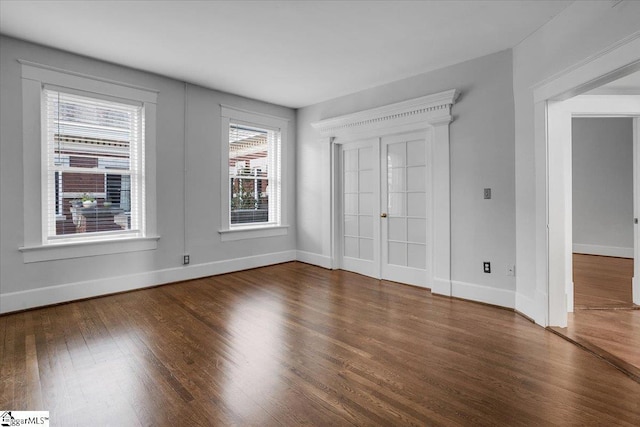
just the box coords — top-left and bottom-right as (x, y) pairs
(0, 36), (296, 313)
(297, 49), (517, 307)
(512, 0), (640, 324)
(572, 117), (634, 258)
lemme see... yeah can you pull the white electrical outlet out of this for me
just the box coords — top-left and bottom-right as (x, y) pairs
(506, 265), (515, 276)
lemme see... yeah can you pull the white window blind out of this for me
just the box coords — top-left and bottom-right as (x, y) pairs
(44, 89), (145, 242)
(228, 122), (281, 226)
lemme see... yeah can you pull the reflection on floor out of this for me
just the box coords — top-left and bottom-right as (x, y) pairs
(573, 253), (634, 309)
(549, 254), (639, 383)
(5, 262), (639, 424)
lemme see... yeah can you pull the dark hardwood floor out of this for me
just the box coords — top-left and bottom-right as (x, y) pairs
(2, 262), (639, 425)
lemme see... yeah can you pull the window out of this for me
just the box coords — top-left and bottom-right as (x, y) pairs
(45, 89), (143, 242)
(229, 123), (280, 226)
(220, 106), (288, 241)
(19, 61), (158, 262)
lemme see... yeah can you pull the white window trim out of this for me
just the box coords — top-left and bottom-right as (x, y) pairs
(43, 88), (144, 241)
(219, 105), (289, 241)
(18, 60), (159, 262)
(20, 236), (160, 263)
(218, 225), (289, 242)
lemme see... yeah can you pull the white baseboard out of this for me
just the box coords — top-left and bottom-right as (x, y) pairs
(515, 290), (547, 327)
(430, 277), (452, 296)
(451, 280), (515, 309)
(0, 250), (297, 314)
(295, 250), (333, 269)
(573, 243), (633, 258)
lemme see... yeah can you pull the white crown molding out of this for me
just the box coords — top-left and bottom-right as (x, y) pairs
(311, 89), (460, 138)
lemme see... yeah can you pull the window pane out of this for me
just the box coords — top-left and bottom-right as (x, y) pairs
(229, 122), (279, 226)
(46, 89), (141, 239)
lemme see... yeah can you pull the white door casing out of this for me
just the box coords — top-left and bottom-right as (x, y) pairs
(634, 117), (640, 305)
(532, 32), (640, 327)
(549, 95), (640, 325)
(312, 89), (458, 292)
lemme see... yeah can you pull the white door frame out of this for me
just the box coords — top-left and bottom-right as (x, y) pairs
(548, 95), (640, 317)
(533, 32), (640, 327)
(311, 90), (458, 292)
(335, 133), (432, 285)
(634, 117), (640, 305)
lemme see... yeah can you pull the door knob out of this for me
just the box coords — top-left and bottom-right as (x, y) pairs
(380, 213), (387, 218)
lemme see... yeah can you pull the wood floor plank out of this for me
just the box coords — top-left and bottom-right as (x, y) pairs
(1, 262), (639, 425)
(0, 313), (19, 409)
(8, 313), (27, 410)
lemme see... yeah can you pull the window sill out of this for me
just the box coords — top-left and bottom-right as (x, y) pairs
(19, 235), (160, 263)
(218, 225), (289, 242)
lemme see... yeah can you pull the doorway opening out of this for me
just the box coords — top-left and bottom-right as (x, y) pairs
(546, 92), (640, 326)
(311, 89), (458, 294)
(546, 85), (640, 379)
(337, 131), (432, 287)
(572, 116), (636, 310)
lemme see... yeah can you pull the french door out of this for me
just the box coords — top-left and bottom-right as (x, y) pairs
(340, 132), (431, 287)
(340, 138), (380, 278)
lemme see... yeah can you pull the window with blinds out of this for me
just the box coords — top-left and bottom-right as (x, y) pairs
(228, 122), (281, 226)
(44, 89), (144, 242)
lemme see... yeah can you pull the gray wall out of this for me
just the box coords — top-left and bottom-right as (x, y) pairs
(297, 49), (516, 294)
(512, 0), (640, 324)
(0, 36), (296, 307)
(572, 117), (633, 252)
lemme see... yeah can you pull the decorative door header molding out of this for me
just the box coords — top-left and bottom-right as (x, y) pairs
(311, 89), (459, 139)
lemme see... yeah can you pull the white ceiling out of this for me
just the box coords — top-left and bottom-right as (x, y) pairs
(0, 0), (573, 108)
